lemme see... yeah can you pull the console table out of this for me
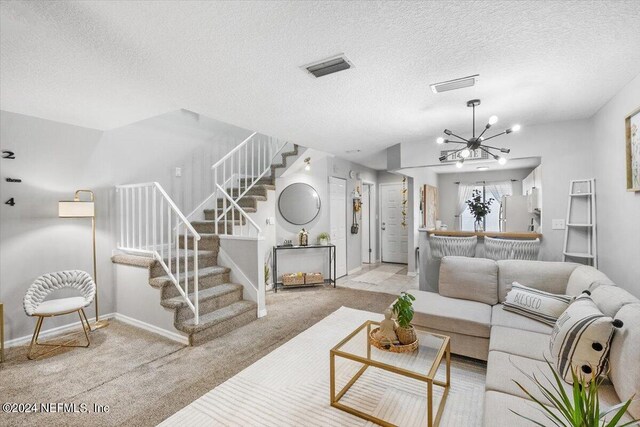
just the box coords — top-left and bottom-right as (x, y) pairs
(272, 244), (336, 292)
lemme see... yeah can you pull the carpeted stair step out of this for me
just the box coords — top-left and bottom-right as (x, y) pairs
(150, 265), (231, 299)
(192, 220), (234, 235)
(217, 195), (266, 210)
(204, 207), (256, 221)
(161, 283), (243, 322)
(225, 185), (271, 198)
(179, 233), (220, 251)
(239, 177), (274, 187)
(149, 249), (218, 278)
(177, 300), (257, 345)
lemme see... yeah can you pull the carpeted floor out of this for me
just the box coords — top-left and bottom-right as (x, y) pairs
(0, 286), (399, 427)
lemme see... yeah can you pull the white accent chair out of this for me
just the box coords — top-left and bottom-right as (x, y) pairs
(23, 270), (95, 359)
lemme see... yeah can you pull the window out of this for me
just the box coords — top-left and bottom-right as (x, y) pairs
(459, 183), (512, 231)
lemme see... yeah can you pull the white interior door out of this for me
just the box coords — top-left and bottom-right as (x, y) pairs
(381, 183), (408, 264)
(362, 184), (371, 264)
(329, 177), (347, 277)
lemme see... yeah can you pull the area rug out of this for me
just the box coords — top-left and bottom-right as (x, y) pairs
(352, 264), (405, 284)
(159, 307), (486, 426)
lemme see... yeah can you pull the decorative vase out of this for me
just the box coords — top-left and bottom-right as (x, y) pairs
(474, 220), (484, 232)
(396, 325), (417, 345)
(319, 238), (328, 246)
(299, 228), (308, 246)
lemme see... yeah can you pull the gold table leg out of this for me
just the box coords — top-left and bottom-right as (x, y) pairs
(330, 329), (451, 427)
(1, 303), (4, 363)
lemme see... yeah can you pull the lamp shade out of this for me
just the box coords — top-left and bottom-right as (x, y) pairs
(59, 201), (95, 218)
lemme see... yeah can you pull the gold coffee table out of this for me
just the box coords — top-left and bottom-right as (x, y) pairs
(330, 320), (450, 427)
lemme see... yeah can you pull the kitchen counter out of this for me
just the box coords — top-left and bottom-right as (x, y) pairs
(420, 229), (542, 239)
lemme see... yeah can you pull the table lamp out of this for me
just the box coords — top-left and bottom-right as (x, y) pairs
(58, 189), (108, 329)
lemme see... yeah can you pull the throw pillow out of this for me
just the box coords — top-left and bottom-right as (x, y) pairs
(549, 292), (622, 384)
(503, 282), (573, 326)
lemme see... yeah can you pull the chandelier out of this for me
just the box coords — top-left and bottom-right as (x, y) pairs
(436, 99), (521, 168)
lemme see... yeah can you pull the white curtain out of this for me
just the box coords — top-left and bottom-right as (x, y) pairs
(456, 184), (476, 230)
(485, 181), (513, 202)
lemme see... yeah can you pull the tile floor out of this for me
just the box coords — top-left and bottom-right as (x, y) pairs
(338, 262), (418, 295)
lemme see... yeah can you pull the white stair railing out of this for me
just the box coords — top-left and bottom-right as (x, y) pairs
(116, 182), (201, 324)
(187, 132), (287, 238)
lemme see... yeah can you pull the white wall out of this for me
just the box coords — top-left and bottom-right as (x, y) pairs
(398, 119), (595, 261)
(591, 73), (640, 297)
(274, 155), (379, 279)
(1, 111), (106, 340)
(437, 167), (534, 229)
(0, 109), (255, 341)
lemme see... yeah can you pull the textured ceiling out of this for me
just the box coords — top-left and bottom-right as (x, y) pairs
(2, 1), (640, 169)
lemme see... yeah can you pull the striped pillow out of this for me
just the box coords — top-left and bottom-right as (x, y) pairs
(549, 293), (620, 384)
(503, 282), (573, 325)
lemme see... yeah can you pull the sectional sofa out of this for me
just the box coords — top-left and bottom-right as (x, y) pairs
(410, 256), (639, 426)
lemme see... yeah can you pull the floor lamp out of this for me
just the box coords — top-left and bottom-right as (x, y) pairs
(59, 189), (109, 329)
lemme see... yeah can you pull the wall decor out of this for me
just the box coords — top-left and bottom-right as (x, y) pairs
(401, 177), (408, 229)
(422, 184), (439, 230)
(5, 198), (15, 206)
(626, 107), (640, 192)
(278, 183), (321, 225)
(2, 150), (16, 159)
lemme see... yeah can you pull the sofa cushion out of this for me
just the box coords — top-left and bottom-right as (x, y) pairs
(491, 304), (553, 334)
(483, 390), (559, 427)
(486, 350), (632, 423)
(410, 290), (492, 338)
(503, 282), (573, 326)
(489, 326), (550, 361)
(497, 260), (578, 302)
(565, 265), (614, 296)
(609, 303), (640, 419)
(549, 294), (617, 383)
(418, 325), (490, 361)
(438, 256), (498, 305)
(590, 284), (639, 318)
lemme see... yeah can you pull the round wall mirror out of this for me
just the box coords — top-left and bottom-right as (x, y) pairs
(278, 183), (321, 225)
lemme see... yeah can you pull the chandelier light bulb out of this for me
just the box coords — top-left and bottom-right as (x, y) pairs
(436, 137), (445, 144)
(456, 159), (464, 168)
(511, 124), (521, 132)
(498, 156), (507, 165)
(460, 148), (471, 158)
(489, 115), (498, 125)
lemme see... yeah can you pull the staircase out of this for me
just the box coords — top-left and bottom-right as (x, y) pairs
(114, 138), (303, 345)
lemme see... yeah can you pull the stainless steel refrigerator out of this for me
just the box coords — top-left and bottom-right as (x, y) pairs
(499, 195), (535, 232)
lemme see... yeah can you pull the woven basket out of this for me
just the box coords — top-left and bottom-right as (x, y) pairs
(304, 272), (324, 284)
(282, 273), (304, 286)
(369, 327), (419, 353)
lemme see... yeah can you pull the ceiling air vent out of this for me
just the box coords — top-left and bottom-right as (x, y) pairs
(430, 74), (479, 93)
(303, 55), (353, 78)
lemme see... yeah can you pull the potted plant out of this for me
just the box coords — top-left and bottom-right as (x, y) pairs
(392, 292), (417, 345)
(465, 189), (495, 232)
(512, 359), (638, 426)
(317, 232), (330, 246)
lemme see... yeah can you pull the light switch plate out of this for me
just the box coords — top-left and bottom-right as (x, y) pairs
(175, 167), (182, 177)
(552, 219), (565, 230)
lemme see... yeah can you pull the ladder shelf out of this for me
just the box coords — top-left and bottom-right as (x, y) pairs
(562, 179), (597, 268)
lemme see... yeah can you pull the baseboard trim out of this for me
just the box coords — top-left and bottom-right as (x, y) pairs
(5, 312), (116, 348)
(348, 266), (363, 275)
(113, 313), (189, 345)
